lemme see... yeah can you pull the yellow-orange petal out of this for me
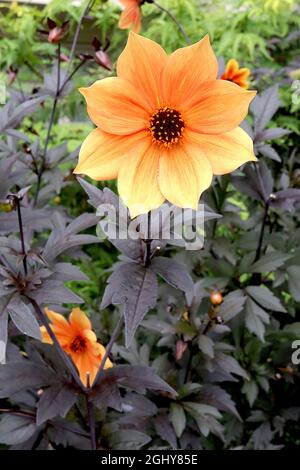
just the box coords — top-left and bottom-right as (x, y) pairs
(69, 307), (91, 331)
(93, 342), (105, 357)
(224, 59), (239, 77)
(44, 307), (69, 327)
(161, 35), (218, 108)
(83, 329), (97, 344)
(71, 351), (93, 387)
(118, 1), (141, 33)
(158, 141), (213, 209)
(184, 80), (256, 134)
(40, 325), (53, 344)
(79, 77), (150, 135)
(233, 68), (251, 80)
(117, 32), (167, 109)
(117, 140), (165, 218)
(73, 128), (147, 180)
(187, 127), (257, 175)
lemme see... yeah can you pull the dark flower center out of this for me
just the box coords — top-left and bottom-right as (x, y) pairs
(70, 335), (87, 353)
(149, 107), (185, 147)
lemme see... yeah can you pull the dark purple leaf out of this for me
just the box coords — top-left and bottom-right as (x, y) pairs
(259, 127), (290, 141)
(90, 378), (122, 412)
(7, 297), (41, 340)
(0, 414), (38, 445)
(122, 392), (157, 416)
(101, 365), (176, 395)
(246, 286), (286, 312)
(151, 257), (194, 306)
(251, 85), (281, 132)
(101, 262), (158, 346)
(0, 362), (55, 397)
(77, 176), (103, 209)
(154, 414), (177, 449)
(29, 281), (84, 304)
(199, 385), (241, 421)
(36, 384), (77, 425)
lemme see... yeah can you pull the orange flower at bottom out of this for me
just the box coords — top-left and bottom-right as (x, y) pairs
(118, 0), (142, 33)
(221, 59), (250, 89)
(40, 307), (112, 387)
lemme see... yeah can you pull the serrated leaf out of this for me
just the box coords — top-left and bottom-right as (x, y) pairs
(214, 352), (249, 381)
(36, 385), (77, 425)
(184, 402), (222, 417)
(242, 380), (259, 407)
(154, 414), (177, 449)
(0, 414), (37, 445)
(199, 384), (242, 421)
(251, 422), (274, 450)
(245, 298), (269, 341)
(219, 291), (246, 322)
(77, 177), (103, 208)
(101, 365), (176, 396)
(7, 297), (41, 340)
(260, 127), (290, 141)
(251, 85), (281, 132)
(151, 257), (194, 306)
(249, 252), (291, 273)
(29, 282), (84, 304)
(246, 286), (286, 312)
(0, 95), (47, 133)
(90, 378), (122, 412)
(102, 262), (158, 346)
(0, 362), (55, 397)
(122, 393), (157, 416)
(53, 263), (89, 282)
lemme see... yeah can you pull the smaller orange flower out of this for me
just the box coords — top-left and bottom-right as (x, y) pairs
(40, 307), (112, 387)
(118, 0), (142, 33)
(221, 59), (250, 89)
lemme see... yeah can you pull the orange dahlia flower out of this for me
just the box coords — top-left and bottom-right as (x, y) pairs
(221, 59), (250, 89)
(118, 0), (142, 34)
(74, 33), (257, 218)
(40, 307), (112, 387)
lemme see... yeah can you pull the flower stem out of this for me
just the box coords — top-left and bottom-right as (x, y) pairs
(14, 196), (28, 276)
(85, 394), (97, 450)
(68, 0), (96, 69)
(29, 299), (85, 392)
(34, 43), (61, 206)
(153, 1), (191, 44)
(183, 317), (213, 383)
(60, 57), (87, 91)
(254, 201), (269, 263)
(93, 315), (123, 386)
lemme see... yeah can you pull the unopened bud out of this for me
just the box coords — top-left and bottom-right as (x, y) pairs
(175, 340), (188, 360)
(95, 50), (112, 71)
(0, 200), (15, 212)
(210, 290), (223, 305)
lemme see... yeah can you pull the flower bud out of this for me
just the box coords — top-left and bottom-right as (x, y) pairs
(175, 340), (188, 361)
(94, 50), (112, 71)
(210, 290), (223, 305)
